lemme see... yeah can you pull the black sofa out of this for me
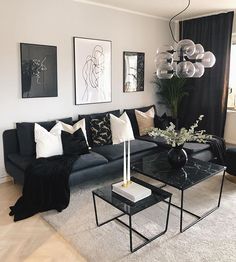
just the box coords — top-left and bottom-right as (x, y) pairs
(2, 106), (214, 186)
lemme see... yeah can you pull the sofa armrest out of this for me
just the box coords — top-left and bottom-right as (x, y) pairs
(2, 129), (19, 167)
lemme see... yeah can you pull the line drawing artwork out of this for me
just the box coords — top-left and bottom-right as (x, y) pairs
(82, 45), (105, 101)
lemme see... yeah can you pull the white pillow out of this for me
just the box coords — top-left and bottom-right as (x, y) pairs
(58, 119), (88, 145)
(35, 123), (63, 158)
(110, 112), (134, 144)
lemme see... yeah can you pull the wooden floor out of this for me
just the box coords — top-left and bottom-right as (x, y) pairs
(0, 181), (86, 262)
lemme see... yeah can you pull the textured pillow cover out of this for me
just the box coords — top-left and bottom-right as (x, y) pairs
(110, 112), (134, 144)
(34, 123), (63, 158)
(90, 114), (112, 146)
(78, 110), (120, 146)
(61, 128), (89, 156)
(135, 107), (155, 136)
(16, 117), (73, 156)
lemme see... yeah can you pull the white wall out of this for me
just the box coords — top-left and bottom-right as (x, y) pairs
(0, 0), (172, 181)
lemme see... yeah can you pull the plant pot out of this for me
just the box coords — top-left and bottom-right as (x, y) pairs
(168, 145), (188, 169)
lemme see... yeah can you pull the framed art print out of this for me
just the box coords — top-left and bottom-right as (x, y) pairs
(73, 37), (112, 105)
(123, 51), (145, 92)
(20, 43), (57, 98)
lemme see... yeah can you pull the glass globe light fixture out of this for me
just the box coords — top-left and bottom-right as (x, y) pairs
(187, 44), (204, 59)
(193, 62), (205, 78)
(197, 51), (216, 68)
(155, 52), (173, 66)
(156, 45), (174, 54)
(176, 61), (195, 78)
(172, 62), (177, 75)
(156, 63), (174, 79)
(154, 1), (216, 79)
(176, 39), (196, 57)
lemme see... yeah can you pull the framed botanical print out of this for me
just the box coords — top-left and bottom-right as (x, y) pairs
(73, 37), (112, 105)
(20, 43), (57, 98)
(123, 51), (145, 92)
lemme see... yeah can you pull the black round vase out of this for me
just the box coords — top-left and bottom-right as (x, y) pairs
(168, 145), (188, 169)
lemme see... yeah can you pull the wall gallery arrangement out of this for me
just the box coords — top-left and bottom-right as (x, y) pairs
(20, 39), (145, 102)
(20, 43), (58, 98)
(73, 37), (112, 105)
(123, 51), (145, 93)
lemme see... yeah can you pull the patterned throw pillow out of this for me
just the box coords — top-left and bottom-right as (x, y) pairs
(90, 114), (112, 146)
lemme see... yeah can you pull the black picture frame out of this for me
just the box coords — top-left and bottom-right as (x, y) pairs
(123, 51), (145, 93)
(20, 43), (58, 98)
(73, 37), (112, 105)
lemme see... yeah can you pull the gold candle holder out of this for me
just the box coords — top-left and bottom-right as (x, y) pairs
(122, 180), (132, 188)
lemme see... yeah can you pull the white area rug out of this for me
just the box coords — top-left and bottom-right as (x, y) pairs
(42, 172), (236, 262)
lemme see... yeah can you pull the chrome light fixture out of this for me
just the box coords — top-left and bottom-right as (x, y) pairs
(155, 0), (216, 79)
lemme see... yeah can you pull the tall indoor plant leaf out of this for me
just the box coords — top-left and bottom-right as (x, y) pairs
(152, 75), (188, 120)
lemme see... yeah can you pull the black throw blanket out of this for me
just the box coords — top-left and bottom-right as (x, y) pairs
(207, 136), (226, 165)
(10, 155), (77, 222)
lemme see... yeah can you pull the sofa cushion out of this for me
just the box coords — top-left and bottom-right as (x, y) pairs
(8, 151), (108, 172)
(78, 110), (120, 146)
(92, 139), (157, 161)
(72, 151), (108, 171)
(16, 117), (73, 156)
(136, 135), (170, 148)
(183, 142), (210, 154)
(124, 105), (156, 137)
(137, 136), (211, 154)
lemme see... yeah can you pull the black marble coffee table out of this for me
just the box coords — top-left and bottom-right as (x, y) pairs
(92, 177), (172, 252)
(132, 151), (226, 233)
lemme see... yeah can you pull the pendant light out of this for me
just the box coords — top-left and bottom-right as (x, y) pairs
(155, 0), (216, 79)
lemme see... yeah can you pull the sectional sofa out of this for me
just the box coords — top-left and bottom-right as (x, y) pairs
(3, 105), (214, 186)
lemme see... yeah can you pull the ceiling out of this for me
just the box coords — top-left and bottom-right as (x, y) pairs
(75, 0), (236, 20)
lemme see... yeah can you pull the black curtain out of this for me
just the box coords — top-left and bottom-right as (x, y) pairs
(179, 12), (234, 137)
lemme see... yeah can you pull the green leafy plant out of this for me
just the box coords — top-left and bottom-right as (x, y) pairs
(152, 75), (188, 119)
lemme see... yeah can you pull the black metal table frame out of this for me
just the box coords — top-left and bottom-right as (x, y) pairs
(92, 192), (172, 253)
(159, 170), (226, 233)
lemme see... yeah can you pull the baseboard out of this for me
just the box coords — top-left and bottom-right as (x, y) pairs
(0, 175), (12, 184)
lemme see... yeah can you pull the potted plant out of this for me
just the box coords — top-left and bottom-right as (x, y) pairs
(152, 75), (187, 128)
(148, 115), (212, 169)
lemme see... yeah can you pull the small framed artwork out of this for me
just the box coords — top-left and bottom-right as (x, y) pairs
(20, 43), (57, 98)
(123, 51), (145, 92)
(73, 37), (112, 105)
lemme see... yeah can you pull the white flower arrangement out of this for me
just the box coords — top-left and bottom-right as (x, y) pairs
(148, 115), (212, 148)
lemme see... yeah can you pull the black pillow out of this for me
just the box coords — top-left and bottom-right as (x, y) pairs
(57, 117), (73, 125)
(124, 105), (156, 137)
(78, 110), (120, 146)
(154, 113), (171, 130)
(16, 117), (73, 156)
(90, 114), (112, 146)
(61, 129), (89, 156)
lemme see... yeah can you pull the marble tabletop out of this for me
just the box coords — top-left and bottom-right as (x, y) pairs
(132, 151), (226, 190)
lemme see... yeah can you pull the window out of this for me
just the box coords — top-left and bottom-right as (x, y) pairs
(228, 35), (236, 109)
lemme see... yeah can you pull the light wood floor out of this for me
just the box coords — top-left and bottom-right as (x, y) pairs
(0, 181), (86, 262)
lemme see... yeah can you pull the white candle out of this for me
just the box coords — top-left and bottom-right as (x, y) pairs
(123, 141), (127, 184)
(127, 140), (130, 182)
